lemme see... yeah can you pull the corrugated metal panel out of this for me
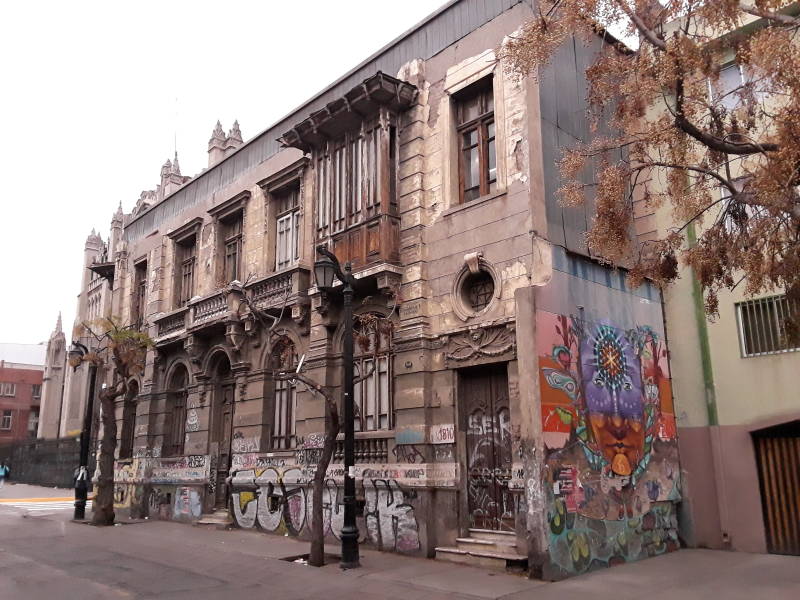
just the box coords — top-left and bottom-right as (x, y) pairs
(125, 0), (524, 243)
(754, 422), (800, 556)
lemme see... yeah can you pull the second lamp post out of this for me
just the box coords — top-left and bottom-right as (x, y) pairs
(313, 245), (360, 569)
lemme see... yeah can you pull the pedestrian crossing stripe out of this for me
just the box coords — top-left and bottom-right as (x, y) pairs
(0, 501), (93, 511)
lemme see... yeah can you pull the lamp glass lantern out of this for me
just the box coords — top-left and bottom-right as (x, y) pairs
(314, 253), (337, 290)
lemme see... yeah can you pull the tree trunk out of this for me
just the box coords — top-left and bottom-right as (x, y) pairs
(93, 390), (119, 526)
(308, 401), (339, 567)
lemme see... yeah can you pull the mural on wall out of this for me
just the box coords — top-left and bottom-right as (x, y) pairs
(230, 466), (421, 553)
(537, 312), (680, 577)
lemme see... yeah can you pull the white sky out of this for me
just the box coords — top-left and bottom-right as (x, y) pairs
(0, 0), (445, 344)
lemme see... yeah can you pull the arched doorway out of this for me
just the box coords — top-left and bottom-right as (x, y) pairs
(210, 352), (235, 509)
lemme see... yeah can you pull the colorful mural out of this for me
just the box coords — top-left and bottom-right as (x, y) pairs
(538, 312), (680, 578)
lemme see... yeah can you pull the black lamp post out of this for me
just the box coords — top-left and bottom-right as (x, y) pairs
(68, 341), (95, 520)
(314, 246), (360, 569)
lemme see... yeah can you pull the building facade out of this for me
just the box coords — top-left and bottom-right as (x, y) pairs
(648, 9), (800, 558)
(0, 344), (45, 444)
(37, 315), (67, 439)
(61, 0), (681, 579)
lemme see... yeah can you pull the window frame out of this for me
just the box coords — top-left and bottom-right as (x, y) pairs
(222, 215), (243, 283)
(352, 316), (393, 432)
(133, 258), (148, 329)
(0, 410), (12, 430)
(268, 337), (298, 450)
(0, 382), (16, 397)
(163, 368), (188, 457)
(454, 79), (496, 204)
(31, 384), (41, 399)
(167, 218), (202, 309)
(274, 184), (301, 271)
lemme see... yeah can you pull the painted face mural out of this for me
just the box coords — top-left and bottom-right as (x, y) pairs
(580, 325), (644, 477)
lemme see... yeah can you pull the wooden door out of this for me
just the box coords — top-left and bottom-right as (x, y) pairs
(212, 382), (235, 509)
(462, 365), (514, 531)
(754, 421), (800, 555)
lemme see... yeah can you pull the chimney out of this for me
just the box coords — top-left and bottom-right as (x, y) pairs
(208, 120), (226, 167)
(224, 120), (243, 156)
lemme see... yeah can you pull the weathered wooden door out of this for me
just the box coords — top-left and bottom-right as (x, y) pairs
(462, 365), (514, 531)
(754, 422), (800, 555)
(212, 382), (235, 509)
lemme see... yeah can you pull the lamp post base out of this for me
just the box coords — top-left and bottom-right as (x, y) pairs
(74, 481), (88, 520)
(340, 526), (360, 569)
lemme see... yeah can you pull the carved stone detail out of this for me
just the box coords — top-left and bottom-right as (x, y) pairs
(444, 325), (516, 366)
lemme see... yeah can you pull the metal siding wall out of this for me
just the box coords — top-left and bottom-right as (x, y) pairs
(124, 0), (525, 243)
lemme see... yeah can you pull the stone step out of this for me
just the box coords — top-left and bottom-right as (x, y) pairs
(467, 528), (517, 543)
(435, 546), (527, 571)
(195, 510), (232, 527)
(455, 537), (518, 552)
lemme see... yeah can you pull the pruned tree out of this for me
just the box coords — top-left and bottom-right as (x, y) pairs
(70, 318), (153, 525)
(273, 306), (396, 567)
(500, 0), (800, 335)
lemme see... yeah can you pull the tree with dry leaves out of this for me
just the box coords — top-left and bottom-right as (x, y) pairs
(501, 0), (799, 333)
(70, 319), (153, 525)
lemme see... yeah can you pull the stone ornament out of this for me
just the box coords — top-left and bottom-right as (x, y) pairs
(444, 325), (515, 365)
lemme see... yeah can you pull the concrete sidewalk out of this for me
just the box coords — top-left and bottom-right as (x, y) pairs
(0, 487), (797, 599)
(0, 482), (74, 500)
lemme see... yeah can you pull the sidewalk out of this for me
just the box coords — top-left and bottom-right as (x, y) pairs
(0, 482), (73, 500)
(0, 485), (798, 599)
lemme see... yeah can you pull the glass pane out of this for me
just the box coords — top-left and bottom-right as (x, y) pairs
(463, 146), (479, 191)
(483, 88), (493, 114)
(463, 129), (478, 147)
(487, 137), (496, 183)
(718, 63), (743, 110)
(460, 95), (480, 123)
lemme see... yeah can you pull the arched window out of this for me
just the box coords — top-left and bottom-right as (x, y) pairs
(353, 314), (393, 431)
(164, 365), (188, 457)
(118, 380), (138, 460)
(269, 337), (297, 449)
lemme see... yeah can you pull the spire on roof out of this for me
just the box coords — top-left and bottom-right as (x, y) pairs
(55, 312), (62, 334)
(210, 120), (226, 143)
(228, 120), (243, 144)
(172, 151), (181, 176)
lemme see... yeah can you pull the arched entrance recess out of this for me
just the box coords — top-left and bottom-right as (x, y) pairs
(209, 351), (235, 509)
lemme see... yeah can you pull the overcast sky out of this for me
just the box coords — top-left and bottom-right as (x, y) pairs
(0, 0), (445, 345)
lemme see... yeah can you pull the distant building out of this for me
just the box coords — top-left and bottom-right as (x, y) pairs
(37, 315), (67, 439)
(0, 343), (45, 444)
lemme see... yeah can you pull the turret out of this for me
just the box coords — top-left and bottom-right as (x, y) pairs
(208, 120), (226, 167)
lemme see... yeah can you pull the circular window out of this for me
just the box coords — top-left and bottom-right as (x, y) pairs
(462, 270), (495, 313)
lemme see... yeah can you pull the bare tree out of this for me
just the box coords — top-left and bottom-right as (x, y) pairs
(500, 0), (800, 334)
(70, 318), (153, 526)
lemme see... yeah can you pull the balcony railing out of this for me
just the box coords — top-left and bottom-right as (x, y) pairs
(334, 434), (390, 464)
(153, 307), (188, 339)
(192, 292), (227, 324)
(251, 271), (293, 309)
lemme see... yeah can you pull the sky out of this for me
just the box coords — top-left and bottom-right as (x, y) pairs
(0, 0), (445, 345)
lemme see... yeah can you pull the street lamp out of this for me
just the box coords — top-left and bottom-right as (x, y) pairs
(68, 341), (96, 521)
(314, 245), (360, 569)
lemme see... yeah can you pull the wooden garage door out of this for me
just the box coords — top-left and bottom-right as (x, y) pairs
(753, 421), (800, 556)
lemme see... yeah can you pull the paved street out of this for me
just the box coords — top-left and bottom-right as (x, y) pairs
(0, 484), (798, 600)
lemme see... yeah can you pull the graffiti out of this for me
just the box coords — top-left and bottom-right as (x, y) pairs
(230, 467), (420, 553)
(538, 311), (681, 576)
(173, 487), (202, 519)
(207, 454), (218, 500)
(150, 455), (209, 483)
(231, 431), (259, 453)
(133, 447), (161, 458)
(364, 479), (420, 552)
(231, 467), (308, 535)
(391, 444), (425, 464)
(148, 487), (169, 515)
(186, 409), (199, 433)
(113, 484), (130, 508)
(297, 433), (325, 449)
(433, 444), (455, 463)
(430, 423), (455, 444)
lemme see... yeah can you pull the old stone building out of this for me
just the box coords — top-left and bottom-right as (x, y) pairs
(60, 0), (681, 580)
(36, 314), (67, 439)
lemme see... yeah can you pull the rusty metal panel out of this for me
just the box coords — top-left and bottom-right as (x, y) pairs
(754, 422), (800, 556)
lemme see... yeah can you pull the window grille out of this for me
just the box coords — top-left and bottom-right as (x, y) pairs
(164, 368), (188, 457)
(736, 294), (800, 357)
(352, 318), (393, 431)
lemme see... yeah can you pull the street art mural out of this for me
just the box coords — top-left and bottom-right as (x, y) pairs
(537, 312), (680, 578)
(230, 465), (421, 553)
